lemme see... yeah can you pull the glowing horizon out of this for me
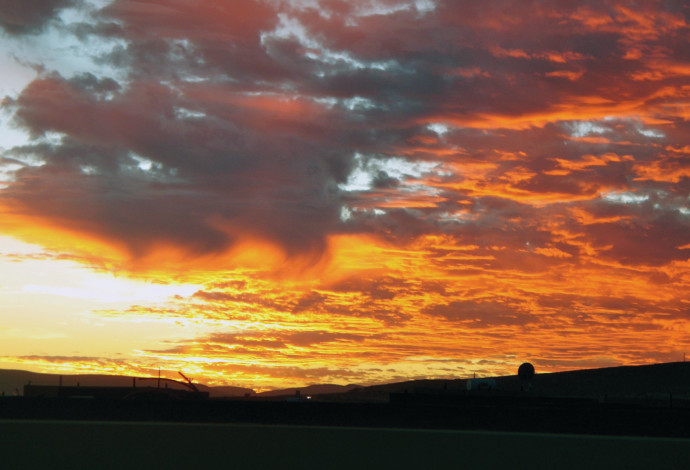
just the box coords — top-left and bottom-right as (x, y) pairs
(0, 0), (689, 390)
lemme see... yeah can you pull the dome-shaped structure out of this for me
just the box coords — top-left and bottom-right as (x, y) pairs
(518, 362), (535, 381)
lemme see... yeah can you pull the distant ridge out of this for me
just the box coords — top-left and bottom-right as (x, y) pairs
(3, 362), (690, 401)
(509, 361), (690, 398)
(257, 384), (361, 397)
(334, 361), (690, 402)
(0, 369), (254, 398)
(4, 363), (690, 438)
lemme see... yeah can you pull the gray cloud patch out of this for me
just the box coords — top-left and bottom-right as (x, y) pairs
(3, 72), (347, 256)
(0, 0), (74, 34)
(1, 0), (689, 268)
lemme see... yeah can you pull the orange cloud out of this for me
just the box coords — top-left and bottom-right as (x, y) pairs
(1, 0), (689, 390)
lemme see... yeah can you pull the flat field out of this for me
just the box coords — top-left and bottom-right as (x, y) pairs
(2, 420), (689, 469)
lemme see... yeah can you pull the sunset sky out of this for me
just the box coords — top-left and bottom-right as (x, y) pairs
(0, 0), (689, 390)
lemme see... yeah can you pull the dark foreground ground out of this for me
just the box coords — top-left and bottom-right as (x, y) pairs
(3, 396), (690, 469)
(2, 395), (690, 437)
(2, 420), (690, 470)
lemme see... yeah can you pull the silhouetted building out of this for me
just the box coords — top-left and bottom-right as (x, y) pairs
(23, 384), (208, 400)
(466, 378), (497, 391)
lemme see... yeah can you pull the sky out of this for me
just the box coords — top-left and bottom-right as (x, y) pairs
(0, 0), (689, 390)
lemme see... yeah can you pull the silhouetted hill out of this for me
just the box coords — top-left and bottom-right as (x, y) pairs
(5, 363), (690, 439)
(257, 384), (360, 397)
(502, 361), (690, 399)
(207, 386), (256, 397)
(0, 369), (254, 398)
(320, 362), (690, 403)
(4, 362), (690, 402)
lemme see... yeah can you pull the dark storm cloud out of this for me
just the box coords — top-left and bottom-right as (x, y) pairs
(2, 0), (689, 268)
(284, 0), (688, 121)
(3, 71), (347, 256)
(0, 0), (75, 34)
(98, 0), (284, 83)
